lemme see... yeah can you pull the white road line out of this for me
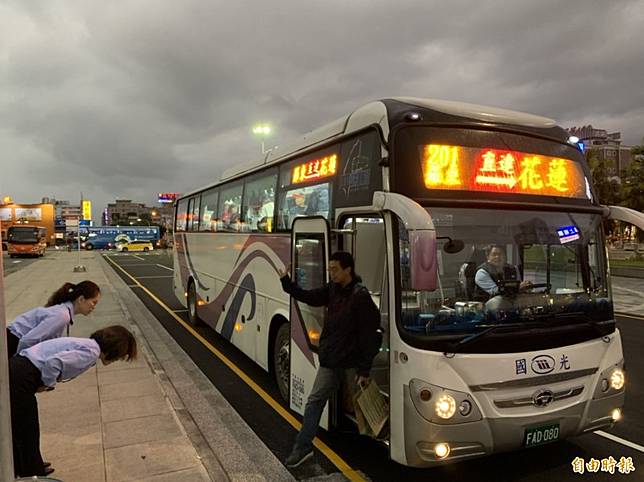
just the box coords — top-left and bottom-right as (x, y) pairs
(156, 264), (174, 271)
(173, 309), (188, 313)
(12, 260), (22, 264)
(594, 430), (644, 453)
(135, 275), (174, 279)
(133, 255), (145, 261)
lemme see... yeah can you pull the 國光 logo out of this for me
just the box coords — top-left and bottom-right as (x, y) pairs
(531, 355), (555, 374)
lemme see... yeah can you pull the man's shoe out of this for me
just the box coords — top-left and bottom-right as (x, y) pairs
(285, 447), (313, 468)
(43, 461), (51, 468)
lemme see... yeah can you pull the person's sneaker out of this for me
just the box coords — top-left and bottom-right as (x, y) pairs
(285, 447), (314, 468)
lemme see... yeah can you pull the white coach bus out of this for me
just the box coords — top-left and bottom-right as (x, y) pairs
(173, 98), (643, 467)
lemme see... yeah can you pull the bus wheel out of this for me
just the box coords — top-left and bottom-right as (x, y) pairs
(143, 247), (149, 252)
(187, 281), (202, 326)
(273, 323), (290, 402)
(85, 244), (94, 250)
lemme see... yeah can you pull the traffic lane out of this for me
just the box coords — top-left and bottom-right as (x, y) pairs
(614, 314), (644, 445)
(106, 256), (643, 481)
(2, 252), (39, 276)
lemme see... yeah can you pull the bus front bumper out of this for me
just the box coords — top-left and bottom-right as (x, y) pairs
(402, 386), (624, 467)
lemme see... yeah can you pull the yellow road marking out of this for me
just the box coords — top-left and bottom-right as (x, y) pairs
(104, 255), (366, 481)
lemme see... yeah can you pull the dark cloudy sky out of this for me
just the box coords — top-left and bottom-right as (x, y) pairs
(2, 0), (643, 221)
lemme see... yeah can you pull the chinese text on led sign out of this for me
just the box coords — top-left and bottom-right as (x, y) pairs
(292, 154), (338, 184)
(421, 145), (586, 198)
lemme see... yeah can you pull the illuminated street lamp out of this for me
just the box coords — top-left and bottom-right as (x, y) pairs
(252, 124), (272, 154)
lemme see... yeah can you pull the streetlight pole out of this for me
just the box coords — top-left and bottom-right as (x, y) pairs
(252, 124), (271, 155)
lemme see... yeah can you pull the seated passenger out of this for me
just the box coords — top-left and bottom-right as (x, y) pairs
(474, 245), (532, 300)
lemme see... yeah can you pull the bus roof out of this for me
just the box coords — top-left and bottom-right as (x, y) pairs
(180, 97), (560, 200)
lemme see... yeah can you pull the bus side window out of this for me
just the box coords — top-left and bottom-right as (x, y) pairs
(242, 170), (277, 233)
(217, 183), (243, 233)
(199, 188), (219, 232)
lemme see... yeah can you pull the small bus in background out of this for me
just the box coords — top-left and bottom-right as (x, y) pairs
(7, 225), (48, 258)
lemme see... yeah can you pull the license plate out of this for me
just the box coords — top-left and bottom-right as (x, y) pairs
(524, 423), (560, 448)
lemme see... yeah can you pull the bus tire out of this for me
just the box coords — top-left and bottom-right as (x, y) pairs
(122, 247), (128, 252)
(85, 243), (94, 250)
(272, 323), (290, 402)
(143, 247), (149, 252)
(187, 281), (203, 327)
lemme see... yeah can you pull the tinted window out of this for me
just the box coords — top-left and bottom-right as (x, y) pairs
(200, 188), (219, 232)
(277, 183), (331, 230)
(217, 183), (244, 232)
(175, 200), (188, 232)
(243, 170), (277, 232)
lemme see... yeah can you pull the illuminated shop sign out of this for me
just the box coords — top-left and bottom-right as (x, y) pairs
(158, 193), (179, 203)
(420, 144), (587, 199)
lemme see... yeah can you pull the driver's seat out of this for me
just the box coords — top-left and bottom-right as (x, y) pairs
(459, 249), (487, 299)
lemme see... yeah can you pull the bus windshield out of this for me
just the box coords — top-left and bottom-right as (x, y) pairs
(399, 208), (612, 340)
(7, 227), (41, 244)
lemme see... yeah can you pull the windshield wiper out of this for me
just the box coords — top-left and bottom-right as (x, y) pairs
(444, 322), (525, 356)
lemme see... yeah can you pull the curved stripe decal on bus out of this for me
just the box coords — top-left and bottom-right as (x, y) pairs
(195, 248), (282, 332)
(234, 234), (290, 269)
(291, 301), (316, 366)
(220, 273), (256, 340)
(182, 234), (210, 292)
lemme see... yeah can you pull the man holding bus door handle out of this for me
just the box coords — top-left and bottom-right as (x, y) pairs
(278, 251), (382, 468)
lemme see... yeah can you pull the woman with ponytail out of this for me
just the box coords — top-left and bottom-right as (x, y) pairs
(6, 280), (101, 358)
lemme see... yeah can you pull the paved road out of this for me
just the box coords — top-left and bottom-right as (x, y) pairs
(106, 252), (644, 481)
(1, 251), (41, 276)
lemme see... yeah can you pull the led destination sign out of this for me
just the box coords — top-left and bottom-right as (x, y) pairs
(292, 154), (338, 184)
(421, 144), (588, 199)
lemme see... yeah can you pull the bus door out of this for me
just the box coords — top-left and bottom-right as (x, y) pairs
(336, 213), (390, 421)
(370, 191), (438, 463)
(289, 217), (331, 426)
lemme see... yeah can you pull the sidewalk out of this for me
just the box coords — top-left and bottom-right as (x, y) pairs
(3, 250), (294, 482)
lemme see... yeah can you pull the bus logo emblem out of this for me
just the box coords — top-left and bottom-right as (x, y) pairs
(532, 389), (554, 407)
(531, 355), (555, 374)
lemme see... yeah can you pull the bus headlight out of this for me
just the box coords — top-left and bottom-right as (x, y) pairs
(610, 369), (625, 390)
(435, 394), (456, 419)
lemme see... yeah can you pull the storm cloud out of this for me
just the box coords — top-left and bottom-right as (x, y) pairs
(1, 0), (643, 217)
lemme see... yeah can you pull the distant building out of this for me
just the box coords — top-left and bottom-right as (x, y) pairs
(567, 125), (633, 176)
(152, 204), (174, 230)
(105, 199), (149, 226)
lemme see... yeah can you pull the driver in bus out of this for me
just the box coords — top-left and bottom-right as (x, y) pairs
(473, 244), (532, 300)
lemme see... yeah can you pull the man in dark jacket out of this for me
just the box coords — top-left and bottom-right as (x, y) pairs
(280, 251), (381, 468)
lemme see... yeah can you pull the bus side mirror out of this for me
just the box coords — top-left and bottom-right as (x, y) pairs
(409, 230), (438, 291)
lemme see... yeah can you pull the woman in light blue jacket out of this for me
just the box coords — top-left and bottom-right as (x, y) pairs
(6, 280), (101, 358)
(10, 325), (137, 477)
